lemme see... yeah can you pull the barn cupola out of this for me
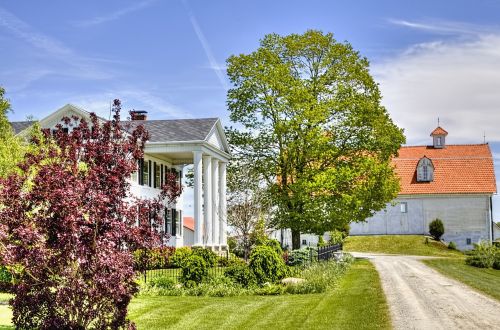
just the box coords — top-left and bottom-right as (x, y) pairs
(430, 125), (448, 149)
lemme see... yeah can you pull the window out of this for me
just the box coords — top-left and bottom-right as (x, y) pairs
(141, 159), (150, 186)
(160, 164), (164, 187)
(416, 157), (434, 182)
(154, 162), (160, 188)
(400, 202), (407, 213)
(437, 137), (442, 146)
(466, 238), (472, 245)
(165, 208), (172, 234)
(302, 239), (307, 245)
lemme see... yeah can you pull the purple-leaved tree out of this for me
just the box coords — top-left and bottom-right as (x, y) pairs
(0, 99), (181, 329)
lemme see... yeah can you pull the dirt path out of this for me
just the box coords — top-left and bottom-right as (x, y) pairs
(352, 253), (500, 330)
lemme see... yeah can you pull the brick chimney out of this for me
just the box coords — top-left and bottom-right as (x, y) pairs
(130, 110), (148, 121)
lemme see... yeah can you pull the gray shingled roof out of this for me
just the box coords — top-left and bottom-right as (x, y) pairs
(9, 118), (218, 143)
(126, 118), (218, 142)
(9, 121), (35, 134)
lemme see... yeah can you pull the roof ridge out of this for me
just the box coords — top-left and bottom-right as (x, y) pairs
(401, 143), (488, 148)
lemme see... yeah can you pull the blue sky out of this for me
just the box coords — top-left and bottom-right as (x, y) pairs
(1, 0), (500, 219)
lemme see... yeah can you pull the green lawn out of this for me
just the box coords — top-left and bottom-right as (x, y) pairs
(0, 260), (390, 329)
(344, 235), (463, 257)
(129, 260), (391, 330)
(423, 258), (500, 301)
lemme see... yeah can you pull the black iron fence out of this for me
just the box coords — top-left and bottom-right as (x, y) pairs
(317, 243), (343, 261)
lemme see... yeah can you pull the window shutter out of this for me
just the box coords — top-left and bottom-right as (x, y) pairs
(139, 159), (144, 185)
(148, 160), (152, 186)
(160, 164), (164, 187)
(153, 162), (157, 188)
(172, 209), (177, 236)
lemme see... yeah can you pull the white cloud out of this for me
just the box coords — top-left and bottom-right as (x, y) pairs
(182, 0), (228, 90)
(372, 33), (500, 144)
(388, 19), (493, 36)
(74, 0), (157, 27)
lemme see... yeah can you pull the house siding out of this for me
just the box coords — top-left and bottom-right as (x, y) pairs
(350, 194), (491, 250)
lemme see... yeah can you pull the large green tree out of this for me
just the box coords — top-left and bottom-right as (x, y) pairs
(0, 87), (25, 177)
(226, 30), (405, 249)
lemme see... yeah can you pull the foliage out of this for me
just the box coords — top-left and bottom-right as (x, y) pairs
(249, 246), (286, 284)
(150, 276), (176, 290)
(264, 238), (283, 256)
(0, 266), (12, 292)
(466, 241), (499, 268)
(448, 241), (457, 250)
(224, 263), (257, 287)
(226, 30), (405, 248)
(217, 253), (242, 267)
(317, 235), (326, 247)
(226, 163), (272, 260)
(192, 247), (218, 268)
(134, 246), (176, 270)
(0, 87), (27, 178)
(287, 247), (318, 267)
(181, 255), (208, 285)
(227, 236), (238, 251)
(285, 257), (353, 294)
(170, 247), (193, 268)
(254, 283), (285, 295)
(329, 230), (345, 245)
(0, 99), (182, 329)
(429, 218), (445, 240)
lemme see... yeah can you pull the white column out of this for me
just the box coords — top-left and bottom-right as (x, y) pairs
(193, 151), (203, 246)
(219, 162), (227, 248)
(211, 159), (219, 249)
(203, 155), (212, 246)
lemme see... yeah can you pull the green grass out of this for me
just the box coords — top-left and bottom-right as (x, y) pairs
(0, 293), (13, 330)
(423, 258), (500, 301)
(129, 259), (391, 330)
(0, 261), (390, 329)
(344, 235), (463, 257)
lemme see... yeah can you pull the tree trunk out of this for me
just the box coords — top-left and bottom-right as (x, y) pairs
(291, 229), (301, 250)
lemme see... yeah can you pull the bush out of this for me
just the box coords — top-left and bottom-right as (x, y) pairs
(170, 247), (192, 268)
(328, 230), (345, 245)
(0, 266), (12, 292)
(192, 247), (218, 267)
(249, 246), (286, 284)
(218, 253), (244, 267)
(264, 239), (283, 256)
(227, 237), (238, 251)
(466, 241), (498, 268)
(448, 241), (457, 250)
(224, 263), (256, 287)
(429, 218), (445, 240)
(150, 276), (176, 289)
(254, 283), (284, 295)
(133, 246), (176, 270)
(287, 247), (318, 267)
(181, 255), (208, 284)
(317, 235), (326, 247)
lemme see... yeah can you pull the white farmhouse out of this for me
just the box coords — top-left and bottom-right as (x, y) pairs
(350, 126), (498, 250)
(9, 104), (230, 250)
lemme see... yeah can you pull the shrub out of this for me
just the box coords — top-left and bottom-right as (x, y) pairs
(181, 255), (208, 284)
(150, 276), (176, 289)
(133, 246), (176, 270)
(317, 235), (326, 247)
(192, 247), (218, 267)
(170, 247), (192, 268)
(328, 230), (345, 245)
(429, 218), (445, 240)
(0, 266), (12, 292)
(218, 253), (243, 267)
(466, 241), (497, 268)
(264, 239), (283, 256)
(254, 283), (284, 295)
(287, 247), (318, 267)
(224, 263), (256, 287)
(448, 241), (457, 250)
(249, 246), (286, 284)
(227, 237), (238, 251)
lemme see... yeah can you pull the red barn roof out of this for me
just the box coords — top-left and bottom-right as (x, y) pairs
(393, 144), (496, 195)
(183, 216), (194, 231)
(430, 126), (448, 136)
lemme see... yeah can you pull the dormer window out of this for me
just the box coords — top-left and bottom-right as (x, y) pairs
(430, 126), (448, 149)
(417, 157), (434, 182)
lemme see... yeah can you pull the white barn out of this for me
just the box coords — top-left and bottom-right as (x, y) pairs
(10, 104), (231, 250)
(350, 126), (498, 250)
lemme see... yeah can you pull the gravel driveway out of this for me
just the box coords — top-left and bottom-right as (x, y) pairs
(352, 253), (500, 330)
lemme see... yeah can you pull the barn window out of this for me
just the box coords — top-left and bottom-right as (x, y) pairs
(400, 202), (407, 213)
(416, 157), (434, 182)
